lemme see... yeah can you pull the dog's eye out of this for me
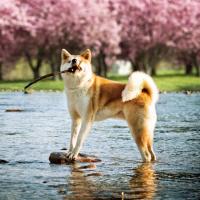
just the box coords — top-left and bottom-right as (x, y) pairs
(68, 60), (71, 63)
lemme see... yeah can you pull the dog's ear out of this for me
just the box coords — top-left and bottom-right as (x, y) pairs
(61, 49), (71, 61)
(80, 49), (91, 62)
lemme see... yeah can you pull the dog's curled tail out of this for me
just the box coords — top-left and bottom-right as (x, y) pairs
(122, 71), (159, 103)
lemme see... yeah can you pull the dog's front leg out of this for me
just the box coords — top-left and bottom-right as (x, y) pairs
(67, 117), (93, 160)
(67, 118), (81, 156)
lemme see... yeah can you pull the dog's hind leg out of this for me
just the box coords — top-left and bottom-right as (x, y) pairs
(129, 124), (156, 162)
(136, 128), (156, 162)
(133, 127), (152, 162)
(124, 105), (156, 162)
(147, 139), (156, 161)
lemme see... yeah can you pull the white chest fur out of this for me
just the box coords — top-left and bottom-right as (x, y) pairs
(66, 89), (90, 117)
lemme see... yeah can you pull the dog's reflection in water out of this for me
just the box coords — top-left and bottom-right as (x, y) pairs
(64, 163), (96, 200)
(63, 163), (156, 200)
(129, 163), (157, 200)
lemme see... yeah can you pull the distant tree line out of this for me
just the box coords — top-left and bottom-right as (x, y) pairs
(0, 0), (200, 80)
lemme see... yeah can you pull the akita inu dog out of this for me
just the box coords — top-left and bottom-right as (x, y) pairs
(60, 49), (159, 162)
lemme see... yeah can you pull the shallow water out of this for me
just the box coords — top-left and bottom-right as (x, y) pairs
(0, 92), (200, 200)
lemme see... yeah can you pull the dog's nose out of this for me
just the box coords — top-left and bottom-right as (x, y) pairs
(72, 59), (77, 65)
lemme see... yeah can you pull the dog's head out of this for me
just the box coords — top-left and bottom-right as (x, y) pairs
(60, 49), (93, 89)
(61, 49), (92, 74)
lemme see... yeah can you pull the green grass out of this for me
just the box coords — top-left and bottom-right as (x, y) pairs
(0, 80), (64, 91)
(0, 71), (200, 92)
(154, 75), (200, 92)
(111, 75), (200, 92)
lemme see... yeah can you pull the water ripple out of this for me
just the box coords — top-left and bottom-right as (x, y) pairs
(0, 92), (200, 199)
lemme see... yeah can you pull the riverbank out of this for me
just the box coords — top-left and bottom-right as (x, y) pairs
(0, 74), (199, 92)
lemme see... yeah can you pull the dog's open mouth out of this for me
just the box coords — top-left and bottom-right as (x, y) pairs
(67, 65), (82, 73)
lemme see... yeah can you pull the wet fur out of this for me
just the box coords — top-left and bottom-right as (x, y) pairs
(61, 49), (158, 162)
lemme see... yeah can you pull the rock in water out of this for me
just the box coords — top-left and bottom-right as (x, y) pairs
(5, 109), (24, 112)
(49, 152), (69, 164)
(49, 152), (101, 164)
(0, 159), (9, 164)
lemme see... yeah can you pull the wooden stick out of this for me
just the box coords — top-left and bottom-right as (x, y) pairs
(24, 70), (68, 91)
(24, 61), (82, 91)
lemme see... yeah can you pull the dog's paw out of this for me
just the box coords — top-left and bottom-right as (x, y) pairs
(66, 151), (72, 157)
(66, 151), (77, 161)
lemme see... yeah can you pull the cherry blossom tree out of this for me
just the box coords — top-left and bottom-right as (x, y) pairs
(16, 0), (61, 79)
(0, 0), (199, 79)
(0, 0), (28, 79)
(111, 0), (200, 75)
(170, 0), (200, 76)
(45, 0), (121, 77)
(15, 0), (121, 78)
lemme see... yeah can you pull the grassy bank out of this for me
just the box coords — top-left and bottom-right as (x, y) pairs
(111, 75), (200, 92)
(0, 72), (200, 92)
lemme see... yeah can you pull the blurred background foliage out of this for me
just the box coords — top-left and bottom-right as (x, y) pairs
(0, 0), (200, 81)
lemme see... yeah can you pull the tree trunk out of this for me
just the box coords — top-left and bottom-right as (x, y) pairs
(192, 53), (200, 77)
(96, 56), (102, 76)
(132, 53), (148, 73)
(194, 61), (200, 77)
(148, 62), (157, 76)
(50, 63), (56, 80)
(56, 56), (62, 80)
(48, 50), (61, 80)
(151, 66), (156, 76)
(131, 60), (140, 72)
(185, 63), (193, 75)
(143, 54), (151, 74)
(196, 64), (200, 77)
(25, 49), (44, 79)
(49, 57), (56, 80)
(101, 54), (107, 77)
(33, 68), (40, 79)
(0, 62), (3, 80)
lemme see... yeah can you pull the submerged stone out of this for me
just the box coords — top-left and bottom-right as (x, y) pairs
(5, 109), (24, 112)
(0, 159), (9, 164)
(49, 152), (101, 164)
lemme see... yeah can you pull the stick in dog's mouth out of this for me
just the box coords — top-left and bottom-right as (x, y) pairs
(67, 63), (82, 73)
(24, 61), (82, 92)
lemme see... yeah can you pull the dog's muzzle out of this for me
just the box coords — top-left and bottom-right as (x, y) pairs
(67, 64), (82, 73)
